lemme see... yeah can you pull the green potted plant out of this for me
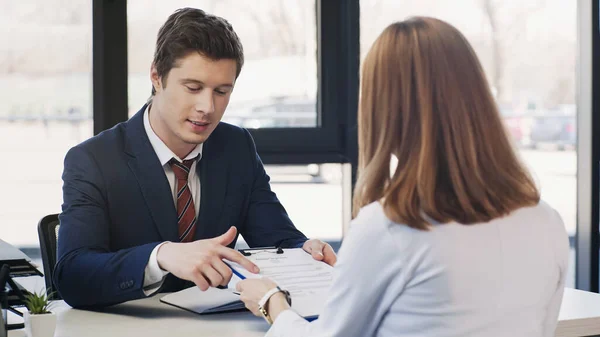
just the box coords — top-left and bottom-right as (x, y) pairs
(23, 290), (56, 337)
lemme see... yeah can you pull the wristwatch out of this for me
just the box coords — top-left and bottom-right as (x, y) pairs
(257, 286), (292, 324)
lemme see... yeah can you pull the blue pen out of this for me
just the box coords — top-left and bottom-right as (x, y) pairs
(225, 261), (247, 281)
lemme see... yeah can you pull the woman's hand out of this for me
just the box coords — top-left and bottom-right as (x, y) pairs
(236, 278), (291, 322)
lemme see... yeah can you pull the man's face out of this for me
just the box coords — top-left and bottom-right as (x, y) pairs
(149, 52), (237, 156)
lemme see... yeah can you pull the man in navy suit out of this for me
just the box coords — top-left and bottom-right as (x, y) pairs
(54, 8), (337, 308)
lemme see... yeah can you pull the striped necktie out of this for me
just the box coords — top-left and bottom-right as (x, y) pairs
(169, 158), (197, 242)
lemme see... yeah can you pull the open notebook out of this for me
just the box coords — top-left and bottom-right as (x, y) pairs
(160, 285), (246, 314)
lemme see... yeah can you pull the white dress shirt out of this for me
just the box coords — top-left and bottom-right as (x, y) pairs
(267, 201), (569, 337)
(142, 106), (203, 294)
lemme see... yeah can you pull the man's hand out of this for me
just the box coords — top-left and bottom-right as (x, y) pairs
(302, 239), (337, 266)
(156, 226), (259, 291)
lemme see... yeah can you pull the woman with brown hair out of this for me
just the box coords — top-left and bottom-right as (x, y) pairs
(237, 17), (569, 337)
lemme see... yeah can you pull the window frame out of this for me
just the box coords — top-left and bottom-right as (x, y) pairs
(576, 0), (600, 292)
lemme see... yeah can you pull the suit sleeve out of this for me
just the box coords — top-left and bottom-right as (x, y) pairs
(54, 145), (160, 308)
(238, 129), (308, 249)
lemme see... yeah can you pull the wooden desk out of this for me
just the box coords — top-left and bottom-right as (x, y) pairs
(7, 288), (600, 337)
(557, 288), (600, 337)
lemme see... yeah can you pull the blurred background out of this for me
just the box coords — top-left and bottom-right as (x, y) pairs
(0, 0), (580, 289)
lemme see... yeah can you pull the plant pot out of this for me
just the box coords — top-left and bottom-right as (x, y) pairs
(23, 311), (56, 337)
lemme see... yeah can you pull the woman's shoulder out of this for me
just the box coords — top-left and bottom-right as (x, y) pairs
(353, 201), (386, 222)
(350, 202), (423, 246)
(513, 200), (570, 267)
(352, 201), (394, 233)
(525, 200), (568, 240)
(511, 200), (565, 230)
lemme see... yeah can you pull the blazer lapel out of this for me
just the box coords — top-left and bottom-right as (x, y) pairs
(124, 107), (179, 242)
(194, 127), (230, 241)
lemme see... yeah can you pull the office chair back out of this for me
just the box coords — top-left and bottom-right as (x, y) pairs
(37, 214), (61, 300)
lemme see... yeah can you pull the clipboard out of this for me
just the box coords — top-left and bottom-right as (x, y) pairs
(229, 246), (283, 281)
(227, 247), (332, 321)
(160, 247), (286, 315)
(238, 246), (284, 257)
(161, 247), (328, 321)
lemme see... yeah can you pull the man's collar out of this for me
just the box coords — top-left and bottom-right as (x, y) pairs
(143, 104), (203, 166)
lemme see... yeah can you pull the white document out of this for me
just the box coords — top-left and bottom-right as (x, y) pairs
(228, 248), (333, 319)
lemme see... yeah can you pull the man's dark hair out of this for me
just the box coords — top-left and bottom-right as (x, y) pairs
(151, 7), (244, 95)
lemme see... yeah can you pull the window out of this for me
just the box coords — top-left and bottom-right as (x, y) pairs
(360, 0), (578, 287)
(0, 1), (93, 251)
(267, 164), (345, 244)
(127, 0), (318, 129)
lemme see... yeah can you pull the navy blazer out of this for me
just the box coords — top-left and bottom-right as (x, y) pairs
(54, 106), (308, 308)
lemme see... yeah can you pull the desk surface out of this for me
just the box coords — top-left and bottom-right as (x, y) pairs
(8, 294), (268, 337)
(7, 288), (600, 337)
(556, 288), (600, 337)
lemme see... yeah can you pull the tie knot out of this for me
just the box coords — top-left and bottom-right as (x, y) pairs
(169, 158), (195, 180)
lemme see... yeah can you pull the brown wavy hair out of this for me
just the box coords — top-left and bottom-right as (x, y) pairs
(353, 17), (539, 229)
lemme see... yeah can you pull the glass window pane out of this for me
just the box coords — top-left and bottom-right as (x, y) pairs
(268, 164), (344, 241)
(0, 2), (93, 251)
(236, 164), (345, 250)
(127, 0), (318, 128)
(360, 0), (577, 287)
